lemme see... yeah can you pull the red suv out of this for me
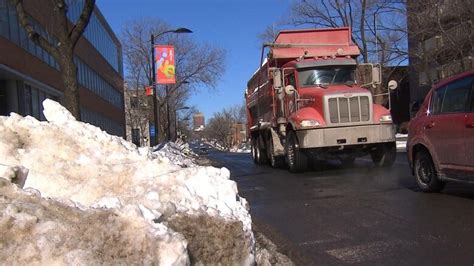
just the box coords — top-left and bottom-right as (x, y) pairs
(408, 69), (474, 192)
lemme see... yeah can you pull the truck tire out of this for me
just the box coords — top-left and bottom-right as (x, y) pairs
(414, 149), (445, 192)
(371, 142), (396, 167)
(252, 136), (267, 165)
(267, 140), (284, 168)
(251, 137), (258, 164)
(286, 131), (308, 173)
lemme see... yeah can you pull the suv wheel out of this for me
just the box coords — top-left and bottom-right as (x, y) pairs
(414, 149), (445, 192)
(286, 131), (308, 173)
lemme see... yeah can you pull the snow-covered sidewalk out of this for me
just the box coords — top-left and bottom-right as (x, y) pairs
(0, 100), (255, 265)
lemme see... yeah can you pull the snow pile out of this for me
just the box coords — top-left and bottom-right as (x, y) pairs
(230, 143), (251, 153)
(0, 178), (187, 265)
(205, 140), (226, 151)
(152, 140), (197, 167)
(0, 99), (254, 265)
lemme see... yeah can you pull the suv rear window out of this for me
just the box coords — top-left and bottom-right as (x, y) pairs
(430, 76), (473, 114)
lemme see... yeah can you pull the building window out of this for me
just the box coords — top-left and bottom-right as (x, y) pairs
(0, 0), (9, 38)
(74, 57), (123, 109)
(18, 83), (58, 120)
(31, 87), (39, 119)
(66, 0), (122, 76)
(81, 107), (124, 136)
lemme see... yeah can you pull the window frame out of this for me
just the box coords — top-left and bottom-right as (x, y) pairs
(430, 75), (474, 115)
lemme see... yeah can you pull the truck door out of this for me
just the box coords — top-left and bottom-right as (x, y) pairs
(284, 71), (297, 116)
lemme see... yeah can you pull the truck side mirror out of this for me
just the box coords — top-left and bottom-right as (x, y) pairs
(285, 85), (296, 95)
(388, 80), (398, 91)
(372, 65), (381, 86)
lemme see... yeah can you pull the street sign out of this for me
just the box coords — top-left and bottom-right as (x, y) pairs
(154, 45), (176, 84)
(149, 125), (156, 137)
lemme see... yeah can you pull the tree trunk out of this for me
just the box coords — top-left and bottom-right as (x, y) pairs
(59, 49), (81, 120)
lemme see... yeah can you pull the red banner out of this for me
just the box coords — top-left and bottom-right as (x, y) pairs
(145, 85), (153, 96)
(154, 45), (176, 84)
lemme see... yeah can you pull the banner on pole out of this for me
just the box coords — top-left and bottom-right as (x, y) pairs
(154, 45), (176, 84)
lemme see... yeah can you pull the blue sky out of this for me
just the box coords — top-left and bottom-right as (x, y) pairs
(96, 0), (293, 120)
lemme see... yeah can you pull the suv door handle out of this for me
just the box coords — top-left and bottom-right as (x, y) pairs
(466, 123), (474, 129)
(425, 121), (435, 129)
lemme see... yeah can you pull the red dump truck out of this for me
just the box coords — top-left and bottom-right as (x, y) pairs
(245, 27), (398, 172)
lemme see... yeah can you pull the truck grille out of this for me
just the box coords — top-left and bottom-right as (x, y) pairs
(328, 96), (370, 124)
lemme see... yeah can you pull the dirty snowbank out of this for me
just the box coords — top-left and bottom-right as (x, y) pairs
(0, 99), (254, 265)
(0, 178), (187, 265)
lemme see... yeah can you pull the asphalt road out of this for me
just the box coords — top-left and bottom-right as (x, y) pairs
(205, 148), (474, 265)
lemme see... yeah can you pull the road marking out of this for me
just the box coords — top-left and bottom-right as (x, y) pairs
(358, 158), (408, 165)
(299, 232), (352, 246)
(325, 239), (415, 263)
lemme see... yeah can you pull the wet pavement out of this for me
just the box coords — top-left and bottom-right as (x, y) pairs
(206, 149), (474, 265)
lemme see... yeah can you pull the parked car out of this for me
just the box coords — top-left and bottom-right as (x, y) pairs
(199, 147), (209, 155)
(407, 69), (474, 192)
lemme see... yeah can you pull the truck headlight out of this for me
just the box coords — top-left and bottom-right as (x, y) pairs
(300, 120), (320, 128)
(379, 115), (392, 123)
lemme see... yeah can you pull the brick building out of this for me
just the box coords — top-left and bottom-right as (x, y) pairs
(193, 112), (205, 131)
(0, 0), (125, 136)
(229, 122), (247, 145)
(407, 0), (473, 108)
(124, 86), (151, 146)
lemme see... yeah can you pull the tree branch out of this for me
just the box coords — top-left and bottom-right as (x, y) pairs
(69, 0), (96, 48)
(12, 0), (60, 59)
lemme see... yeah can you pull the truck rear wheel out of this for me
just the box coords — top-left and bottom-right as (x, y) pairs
(252, 136), (267, 165)
(371, 142), (396, 167)
(286, 131), (308, 173)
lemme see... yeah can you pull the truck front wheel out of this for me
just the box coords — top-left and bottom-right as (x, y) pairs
(371, 142), (396, 167)
(286, 131), (308, 173)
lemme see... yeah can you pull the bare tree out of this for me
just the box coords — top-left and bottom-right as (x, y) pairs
(257, 1), (408, 105)
(228, 102), (246, 124)
(205, 102), (247, 149)
(408, 0), (473, 89)
(12, 0), (96, 119)
(205, 109), (234, 149)
(286, 0), (408, 66)
(121, 18), (225, 141)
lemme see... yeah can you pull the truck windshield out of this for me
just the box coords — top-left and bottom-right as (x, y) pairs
(298, 66), (356, 87)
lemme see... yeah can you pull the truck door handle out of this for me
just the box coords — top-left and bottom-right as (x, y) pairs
(466, 123), (474, 129)
(425, 121), (435, 129)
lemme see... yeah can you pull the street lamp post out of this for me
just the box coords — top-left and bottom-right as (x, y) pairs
(150, 27), (192, 145)
(174, 106), (190, 141)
